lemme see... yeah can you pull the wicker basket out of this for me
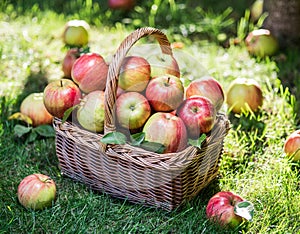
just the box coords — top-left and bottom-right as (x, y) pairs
(53, 27), (230, 211)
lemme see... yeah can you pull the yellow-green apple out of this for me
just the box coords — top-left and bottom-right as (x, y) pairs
(118, 56), (151, 92)
(226, 78), (263, 114)
(245, 29), (279, 58)
(43, 79), (82, 119)
(108, 0), (135, 10)
(20, 93), (53, 126)
(185, 76), (224, 111)
(145, 74), (184, 112)
(206, 191), (249, 229)
(142, 112), (187, 153)
(62, 19), (90, 47)
(116, 92), (151, 132)
(284, 130), (300, 161)
(17, 173), (56, 210)
(77, 90), (105, 132)
(177, 96), (216, 139)
(62, 48), (80, 78)
(146, 53), (180, 78)
(71, 52), (109, 93)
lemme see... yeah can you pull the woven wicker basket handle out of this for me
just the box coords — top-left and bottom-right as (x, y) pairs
(104, 27), (173, 134)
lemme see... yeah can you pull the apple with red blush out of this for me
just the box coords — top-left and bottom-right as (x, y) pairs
(62, 48), (81, 78)
(108, 0), (135, 10)
(71, 52), (109, 93)
(284, 130), (300, 161)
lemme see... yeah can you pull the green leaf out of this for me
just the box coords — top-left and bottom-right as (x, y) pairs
(234, 200), (255, 221)
(33, 125), (56, 137)
(130, 132), (145, 146)
(13, 124), (32, 137)
(140, 141), (165, 154)
(27, 130), (38, 143)
(100, 132), (127, 145)
(62, 105), (78, 124)
(188, 133), (206, 148)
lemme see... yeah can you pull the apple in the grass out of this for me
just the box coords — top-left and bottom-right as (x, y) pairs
(145, 74), (184, 112)
(284, 130), (300, 161)
(20, 93), (53, 126)
(185, 76), (225, 111)
(226, 78), (263, 114)
(43, 79), (82, 119)
(245, 29), (279, 58)
(17, 173), (56, 210)
(71, 52), (109, 93)
(118, 56), (151, 92)
(116, 92), (151, 131)
(77, 90), (105, 132)
(62, 48), (80, 78)
(62, 19), (90, 47)
(108, 0), (135, 10)
(142, 112), (188, 153)
(177, 96), (216, 139)
(146, 53), (180, 78)
(206, 191), (252, 229)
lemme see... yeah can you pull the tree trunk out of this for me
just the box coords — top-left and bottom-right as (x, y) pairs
(263, 0), (300, 48)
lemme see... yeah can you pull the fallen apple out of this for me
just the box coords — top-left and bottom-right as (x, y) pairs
(245, 29), (279, 58)
(118, 56), (151, 92)
(17, 173), (56, 210)
(77, 90), (105, 132)
(116, 92), (151, 132)
(145, 74), (184, 112)
(62, 19), (90, 47)
(185, 76), (225, 112)
(142, 112), (187, 153)
(20, 92), (53, 126)
(43, 79), (82, 119)
(71, 52), (109, 93)
(206, 191), (254, 229)
(284, 130), (300, 161)
(226, 78), (263, 114)
(62, 48), (81, 78)
(177, 96), (216, 139)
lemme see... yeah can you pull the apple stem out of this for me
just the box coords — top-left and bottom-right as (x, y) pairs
(60, 80), (63, 87)
(167, 76), (170, 84)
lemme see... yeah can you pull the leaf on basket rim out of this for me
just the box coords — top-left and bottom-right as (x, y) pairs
(62, 105), (79, 124)
(130, 132), (145, 146)
(100, 131), (127, 145)
(188, 133), (206, 148)
(140, 141), (165, 154)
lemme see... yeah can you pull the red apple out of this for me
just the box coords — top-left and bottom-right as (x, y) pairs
(76, 90), (105, 132)
(116, 92), (151, 131)
(118, 56), (151, 92)
(177, 96), (216, 139)
(17, 173), (56, 210)
(20, 93), (53, 126)
(108, 0), (135, 10)
(206, 191), (245, 229)
(284, 130), (300, 161)
(146, 53), (180, 78)
(226, 78), (263, 114)
(62, 48), (80, 78)
(43, 79), (82, 119)
(185, 76), (225, 111)
(142, 112), (188, 153)
(62, 19), (90, 47)
(71, 52), (109, 93)
(245, 29), (279, 58)
(145, 74), (184, 112)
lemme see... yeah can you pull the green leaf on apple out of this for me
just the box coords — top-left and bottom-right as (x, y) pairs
(33, 125), (56, 137)
(188, 133), (206, 148)
(130, 132), (145, 146)
(100, 132), (127, 145)
(13, 124), (32, 137)
(140, 141), (165, 154)
(234, 200), (255, 221)
(62, 105), (79, 124)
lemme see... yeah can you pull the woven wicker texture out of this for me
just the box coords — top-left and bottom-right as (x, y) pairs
(53, 27), (230, 211)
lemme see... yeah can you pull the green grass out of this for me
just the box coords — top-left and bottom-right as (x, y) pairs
(1, 3), (300, 234)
